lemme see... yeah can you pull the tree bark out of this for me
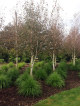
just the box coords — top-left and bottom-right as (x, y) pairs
(35, 40), (38, 58)
(15, 11), (18, 68)
(73, 48), (76, 66)
(30, 55), (34, 76)
(54, 56), (57, 67)
(52, 51), (55, 71)
(16, 54), (18, 68)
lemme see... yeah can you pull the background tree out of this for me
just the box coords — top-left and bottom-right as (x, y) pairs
(64, 26), (80, 65)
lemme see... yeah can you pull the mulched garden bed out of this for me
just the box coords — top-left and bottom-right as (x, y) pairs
(0, 70), (80, 106)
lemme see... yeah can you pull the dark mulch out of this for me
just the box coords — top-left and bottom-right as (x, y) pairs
(0, 70), (80, 106)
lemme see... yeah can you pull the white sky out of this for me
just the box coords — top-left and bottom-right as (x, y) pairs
(0, 0), (80, 32)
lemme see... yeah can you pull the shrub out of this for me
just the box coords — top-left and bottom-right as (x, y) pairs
(76, 59), (80, 64)
(0, 59), (4, 63)
(8, 62), (15, 68)
(68, 63), (80, 71)
(15, 71), (29, 86)
(14, 57), (21, 62)
(58, 61), (68, 72)
(7, 67), (19, 83)
(16, 75), (42, 97)
(43, 62), (53, 75)
(1, 65), (8, 71)
(33, 61), (45, 70)
(0, 74), (11, 89)
(56, 68), (67, 79)
(18, 62), (26, 69)
(34, 68), (47, 80)
(25, 67), (30, 74)
(0, 69), (7, 75)
(46, 72), (65, 88)
(76, 64), (80, 71)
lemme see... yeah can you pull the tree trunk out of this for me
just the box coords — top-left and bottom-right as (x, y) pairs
(35, 40), (38, 58)
(72, 48), (76, 66)
(52, 51), (55, 71)
(30, 55), (34, 76)
(16, 54), (18, 68)
(54, 56), (57, 67)
(15, 11), (18, 68)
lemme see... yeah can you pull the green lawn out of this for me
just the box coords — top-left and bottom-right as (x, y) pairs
(33, 86), (80, 106)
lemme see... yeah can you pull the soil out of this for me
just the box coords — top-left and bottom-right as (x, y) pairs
(0, 70), (80, 106)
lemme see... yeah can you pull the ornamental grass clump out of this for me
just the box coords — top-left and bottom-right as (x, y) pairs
(16, 72), (42, 97)
(18, 62), (26, 69)
(0, 74), (11, 89)
(34, 68), (47, 80)
(43, 62), (53, 75)
(8, 62), (15, 68)
(7, 67), (19, 83)
(46, 72), (65, 88)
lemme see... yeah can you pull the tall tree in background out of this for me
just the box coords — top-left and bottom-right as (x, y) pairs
(15, 11), (18, 68)
(45, 0), (63, 71)
(64, 26), (80, 65)
(23, 0), (47, 76)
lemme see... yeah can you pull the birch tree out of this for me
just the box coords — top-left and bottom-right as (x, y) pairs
(44, 0), (63, 71)
(64, 27), (80, 65)
(14, 11), (18, 68)
(23, 0), (46, 76)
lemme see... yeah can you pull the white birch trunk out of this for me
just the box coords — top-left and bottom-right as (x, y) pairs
(52, 51), (55, 71)
(30, 55), (34, 76)
(54, 56), (57, 67)
(15, 11), (18, 68)
(16, 54), (18, 68)
(35, 40), (38, 58)
(72, 48), (76, 66)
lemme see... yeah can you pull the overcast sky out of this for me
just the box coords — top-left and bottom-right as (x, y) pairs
(0, 0), (80, 32)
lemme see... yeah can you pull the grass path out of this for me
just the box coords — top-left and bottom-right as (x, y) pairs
(33, 86), (80, 106)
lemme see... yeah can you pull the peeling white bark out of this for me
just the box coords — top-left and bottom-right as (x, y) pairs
(52, 51), (55, 71)
(73, 52), (75, 66)
(72, 48), (76, 66)
(54, 56), (57, 67)
(16, 54), (18, 68)
(30, 55), (34, 76)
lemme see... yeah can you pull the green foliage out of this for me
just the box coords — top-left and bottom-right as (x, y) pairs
(55, 61), (68, 79)
(0, 74), (11, 89)
(25, 67), (30, 74)
(33, 61), (52, 80)
(7, 67), (19, 83)
(76, 59), (80, 64)
(34, 68), (47, 80)
(0, 69), (6, 75)
(22, 52), (30, 63)
(58, 61), (68, 72)
(57, 53), (71, 62)
(18, 62), (26, 69)
(14, 57), (21, 62)
(1, 65), (8, 71)
(68, 63), (77, 71)
(33, 61), (45, 70)
(16, 73), (42, 97)
(46, 72), (65, 88)
(68, 62), (80, 71)
(15, 71), (29, 86)
(8, 62), (15, 68)
(56, 68), (67, 79)
(43, 62), (53, 75)
(67, 59), (80, 71)
(0, 59), (4, 63)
